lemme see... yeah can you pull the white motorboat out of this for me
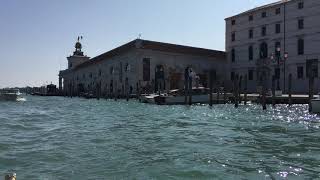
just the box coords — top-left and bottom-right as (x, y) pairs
(140, 94), (160, 104)
(154, 87), (211, 105)
(0, 89), (22, 101)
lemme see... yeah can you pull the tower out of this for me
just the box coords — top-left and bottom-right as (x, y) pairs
(67, 36), (90, 69)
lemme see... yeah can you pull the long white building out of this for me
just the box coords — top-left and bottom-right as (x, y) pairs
(59, 39), (226, 97)
(226, 0), (320, 93)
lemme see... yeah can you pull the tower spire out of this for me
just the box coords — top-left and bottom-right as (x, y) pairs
(73, 36), (84, 56)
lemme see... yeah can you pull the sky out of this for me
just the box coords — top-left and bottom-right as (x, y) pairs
(0, 0), (276, 88)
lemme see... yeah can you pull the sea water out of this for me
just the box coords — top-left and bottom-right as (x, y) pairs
(0, 96), (319, 179)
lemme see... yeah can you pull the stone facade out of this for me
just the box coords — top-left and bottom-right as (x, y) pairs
(59, 39), (226, 97)
(226, 0), (320, 93)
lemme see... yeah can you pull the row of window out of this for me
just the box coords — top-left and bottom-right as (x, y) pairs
(231, 1), (304, 25)
(231, 19), (304, 42)
(231, 64), (317, 81)
(76, 63), (132, 81)
(231, 38), (304, 62)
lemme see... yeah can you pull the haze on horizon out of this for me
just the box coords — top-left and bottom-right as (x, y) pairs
(0, 0), (276, 88)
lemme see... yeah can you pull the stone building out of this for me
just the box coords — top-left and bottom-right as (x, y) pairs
(59, 39), (226, 97)
(225, 0), (320, 93)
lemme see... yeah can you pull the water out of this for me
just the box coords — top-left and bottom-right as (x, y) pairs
(0, 96), (320, 179)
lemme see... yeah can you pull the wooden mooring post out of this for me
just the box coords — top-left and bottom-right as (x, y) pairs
(223, 82), (227, 104)
(216, 83), (220, 104)
(238, 76), (242, 104)
(137, 82), (141, 102)
(262, 77), (267, 110)
(234, 76), (239, 108)
(184, 68), (189, 105)
(272, 76), (276, 107)
(209, 70), (213, 106)
(126, 85), (129, 101)
(288, 74), (292, 106)
(309, 75), (314, 112)
(244, 75), (248, 105)
(188, 77), (193, 105)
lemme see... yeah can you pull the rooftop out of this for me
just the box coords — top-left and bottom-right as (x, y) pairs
(225, 0), (293, 20)
(73, 39), (226, 70)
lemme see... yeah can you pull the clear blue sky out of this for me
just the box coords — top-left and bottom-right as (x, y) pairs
(0, 0), (276, 88)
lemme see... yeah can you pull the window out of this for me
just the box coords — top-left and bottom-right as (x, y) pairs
(260, 42), (268, 59)
(249, 45), (253, 61)
(298, 38), (304, 55)
(261, 12), (267, 18)
(143, 58), (150, 81)
(275, 41), (281, 57)
(98, 69), (102, 77)
(275, 23), (281, 33)
(231, 72), (235, 80)
(275, 8), (281, 14)
(298, 2), (304, 9)
(298, 19), (304, 29)
(110, 67), (114, 75)
(261, 26), (267, 36)
(125, 63), (130, 72)
(231, 49), (235, 62)
(89, 73), (92, 78)
(231, 19), (236, 25)
(249, 29), (253, 39)
(297, 66), (304, 79)
(231, 32), (235, 41)
(249, 15), (253, 21)
(306, 59), (318, 78)
(248, 70), (254, 80)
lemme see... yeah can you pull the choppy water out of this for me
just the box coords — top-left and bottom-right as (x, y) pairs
(0, 96), (320, 179)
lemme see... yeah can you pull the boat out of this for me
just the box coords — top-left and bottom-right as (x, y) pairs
(311, 95), (320, 113)
(0, 89), (22, 101)
(153, 87), (211, 105)
(140, 93), (160, 104)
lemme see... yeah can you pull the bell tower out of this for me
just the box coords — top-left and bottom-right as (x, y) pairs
(67, 36), (90, 69)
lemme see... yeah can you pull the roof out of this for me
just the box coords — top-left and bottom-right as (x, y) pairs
(73, 39), (226, 70)
(225, 0), (292, 20)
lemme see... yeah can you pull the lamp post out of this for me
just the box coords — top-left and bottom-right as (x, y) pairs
(270, 48), (288, 93)
(283, 52), (288, 93)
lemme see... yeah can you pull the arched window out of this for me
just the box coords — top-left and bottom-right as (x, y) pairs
(110, 67), (114, 75)
(260, 42), (268, 58)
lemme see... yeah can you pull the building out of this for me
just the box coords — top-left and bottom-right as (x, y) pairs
(59, 39), (226, 97)
(225, 0), (320, 93)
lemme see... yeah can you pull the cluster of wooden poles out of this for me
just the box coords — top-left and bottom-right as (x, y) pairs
(64, 70), (316, 112)
(183, 70), (316, 112)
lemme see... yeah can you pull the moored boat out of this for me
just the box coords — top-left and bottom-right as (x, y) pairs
(311, 96), (320, 113)
(0, 89), (22, 101)
(140, 94), (161, 104)
(154, 87), (210, 105)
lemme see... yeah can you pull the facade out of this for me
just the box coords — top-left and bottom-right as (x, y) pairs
(59, 39), (226, 97)
(226, 0), (320, 93)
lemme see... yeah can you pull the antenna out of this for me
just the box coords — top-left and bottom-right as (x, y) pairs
(138, 33), (142, 39)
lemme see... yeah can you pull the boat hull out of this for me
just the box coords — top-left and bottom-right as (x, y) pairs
(155, 94), (210, 105)
(311, 99), (320, 113)
(0, 94), (20, 101)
